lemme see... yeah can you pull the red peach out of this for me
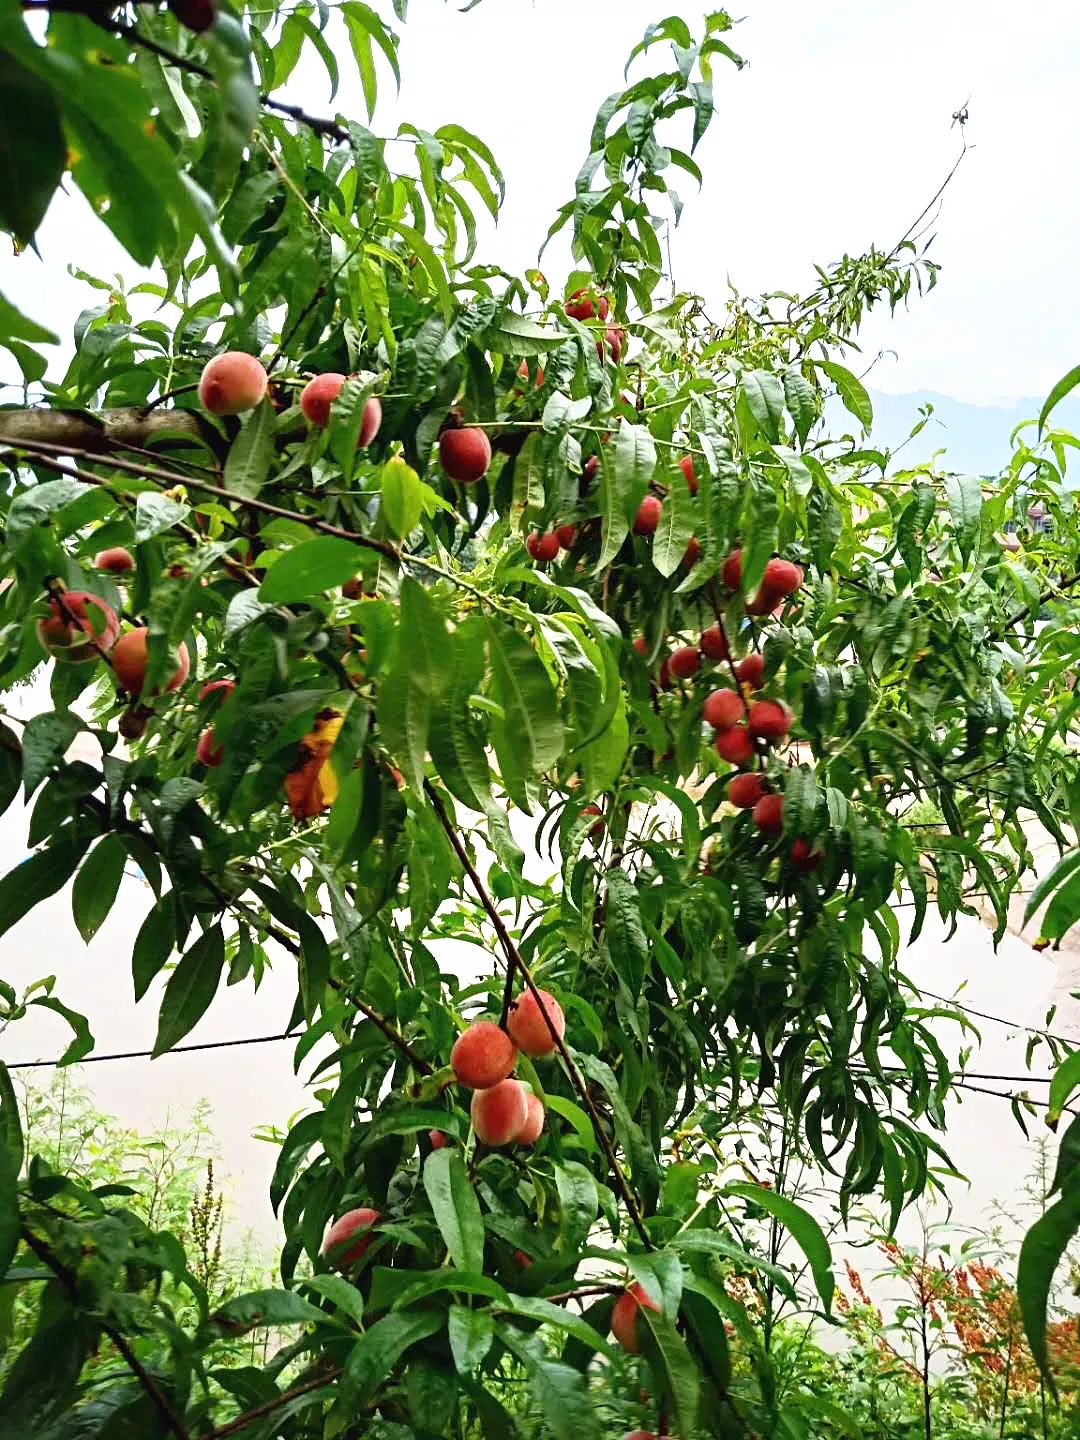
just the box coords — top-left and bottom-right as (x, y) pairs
(507, 989), (565, 1057)
(198, 352), (267, 416)
(699, 624), (729, 663)
(169, 0), (217, 30)
(515, 1088), (545, 1145)
(199, 677), (235, 703)
(747, 700), (791, 742)
(526, 531), (560, 563)
(513, 1249), (533, 1268)
(761, 556), (804, 597)
(727, 773), (766, 809)
(679, 453), (698, 495)
(565, 287), (610, 321)
(703, 689), (746, 730)
(611, 1282), (661, 1354)
(111, 628), (189, 696)
(471, 1077), (529, 1146)
(669, 646), (702, 681)
(722, 549), (742, 589)
(321, 1206), (380, 1267)
(682, 536), (701, 567)
(715, 726), (754, 765)
(597, 325), (626, 364)
(582, 455), (599, 484)
(428, 1130), (448, 1150)
(753, 793), (784, 835)
(300, 372), (345, 427)
(736, 653), (766, 689)
(581, 802), (605, 840)
(358, 395), (382, 448)
(94, 547), (135, 574)
(451, 1021), (516, 1089)
(37, 591), (119, 663)
(555, 524), (577, 549)
(196, 727), (223, 768)
(790, 838), (823, 872)
(632, 636), (648, 657)
(633, 496), (662, 536)
(439, 426), (492, 483)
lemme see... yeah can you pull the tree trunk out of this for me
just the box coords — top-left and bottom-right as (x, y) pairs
(0, 406), (212, 454)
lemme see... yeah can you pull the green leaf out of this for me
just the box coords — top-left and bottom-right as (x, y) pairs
(820, 360), (873, 431)
(212, 1288), (327, 1331)
(423, 1147), (485, 1273)
(0, 828), (87, 940)
(29, 995), (93, 1064)
(152, 923), (225, 1056)
(259, 537), (368, 603)
(943, 474), (982, 563)
(639, 1309), (700, 1440)
(337, 1311), (443, 1409)
(0, 48), (65, 245)
(1018, 1183), (1080, 1389)
(132, 891), (176, 1001)
(503, 1294), (614, 1359)
(1039, 363), (1080, 435)
(0, 1112), (16, 1277)
(530, 1360), (601, 1440)
(727, 1182), (835, 1314)
(740, 370), (784, 444)
(305, 1273), (365, 1327)
(380, 457), (423, 539)
(1048, 1050), (1080, 1129)
(0, 291), (58, 346)
(614, 419), (658, 527)
(378, 579), (452, 792)
(783, 368), (817, 446)
(605, 869), (649, 997)
(447, 1304), (493, 1374)
(71, 833), (126, 943)
(21, 712), (81, 797)
(0, 1061), (24, 1174)
(224, 398), (276, 499)
(553, 1161), (598, 1253)
(652, 470), (694, 577)
(135, 490), (190, 543)
(487, 620), (564, 811)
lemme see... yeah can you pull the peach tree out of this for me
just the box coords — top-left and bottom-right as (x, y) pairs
(1, 2), (1078, 1436)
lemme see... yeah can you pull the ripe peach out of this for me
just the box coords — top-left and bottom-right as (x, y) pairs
(513, 1249), (533, 1268)
(722, 549), (742, 589)
(515, 1088), (545, 1145)
(669, 646), (702, 681)
(555, 524), (577, 549)
(565, 287), (610, 321)
(514, 360), (545, 392)
(703, 689), (745, 730)
(727, 773), (766, 809)
(198, 352), (267, 416)
(582, 455), (599, 484)
(747, 700), (791, 742)
(300, 372), (345, 427)
(632, 635), (648, 657)
(169, 0), (217, 29)
(451, 1021), (516, 1089)
(199, 677), (235, 703)
(715, 725), (754, 765)
(611, 1282), (661, 1354)
(761, 556), (804, 597)
(111, 628), (190, 696)
(196, 727), (223, 768)
(118, 705), (151, 741)
(624, 1432), (658, 1440)
(507, 989), (564, 1057)
(597, 325), (626, 364)
(699, 624), (729, 663)
(94, 547), (135, 574)
(358, 395), (382, 448)
(526, 531), (560, 563)
(581, 802), (605, 840)
(679, 453), (698, 495)
(633, 495), (662, 536)
(321, 1206), (380, 1267)
(753, 793), (784, 835)
(37, 591), (119, 663)
(428, 1130), (448, 1150)
(439, 426), (492, 484)
(790, 838), (823, 872)
(736, 653), (765, 689)
(471, 1077), (529, 1146)
(682, 536), (701, 567)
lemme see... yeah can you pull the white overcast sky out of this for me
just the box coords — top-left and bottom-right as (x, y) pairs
(5, 0), (1080, 407)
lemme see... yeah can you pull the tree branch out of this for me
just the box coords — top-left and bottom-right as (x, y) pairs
(0, 435), (401, 562)
(201, 1366), (342, 1440)
(20, 1225), (191, 1440)
(424, 780), (653, 1249)
(0, 405), (208, 453)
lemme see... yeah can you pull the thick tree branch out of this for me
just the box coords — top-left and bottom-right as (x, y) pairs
(0, 405), (208, 453)
(424, 781), (653, 1249)
(20, 1225), (191, 1440)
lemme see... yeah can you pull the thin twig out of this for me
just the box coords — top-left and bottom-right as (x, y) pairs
(21, 1226), (191, 1440)
(424, 781), (653, 1249)
(201, 1367), (342, 1440)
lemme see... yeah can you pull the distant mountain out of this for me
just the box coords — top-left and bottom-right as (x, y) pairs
(852, 390), (1080, 482)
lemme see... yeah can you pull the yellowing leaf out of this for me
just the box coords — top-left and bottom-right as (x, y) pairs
(284, 709), (346, 820)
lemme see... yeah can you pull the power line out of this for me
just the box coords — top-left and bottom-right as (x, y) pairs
(910, 986), (1077, 1048)
(7, 1031), (296, 1070)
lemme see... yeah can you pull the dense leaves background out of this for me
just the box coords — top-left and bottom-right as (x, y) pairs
(3, 1), (1080, 1436)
